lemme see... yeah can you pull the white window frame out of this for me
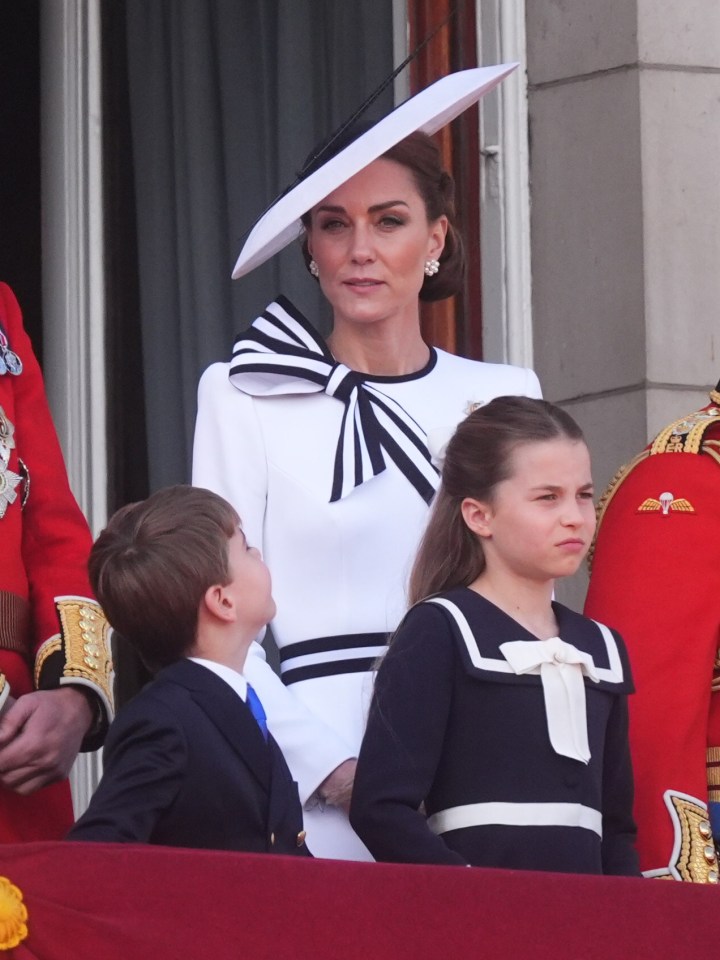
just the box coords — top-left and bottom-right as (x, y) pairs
(478, 0), (533, 368)
(40, 0), (107, 814)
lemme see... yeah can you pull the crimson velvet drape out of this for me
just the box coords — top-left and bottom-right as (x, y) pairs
(0, 841), (712, 959)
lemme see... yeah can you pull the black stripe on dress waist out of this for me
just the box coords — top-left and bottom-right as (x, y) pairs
(282, 657), (381, 686)
(278, 632), (389, 663)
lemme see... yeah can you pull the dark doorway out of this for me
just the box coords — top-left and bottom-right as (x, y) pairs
(0, 1), (42, 355)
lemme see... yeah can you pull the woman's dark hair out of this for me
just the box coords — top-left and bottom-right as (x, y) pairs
(300, 131), (464, 302)
(89, 485), (239, 672)
(408, 397), (586, 604)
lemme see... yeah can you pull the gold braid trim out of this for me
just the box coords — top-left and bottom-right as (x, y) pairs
(650, 403), (720, 455)
(710, 389), (720, 405)
(666, 792), (719, 883)
(703, 439), (720, 467)
(54, 598), (114, 715)
(586, 450), (649, 570)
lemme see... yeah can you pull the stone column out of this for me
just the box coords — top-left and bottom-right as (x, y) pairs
(525, 1), (720, 605)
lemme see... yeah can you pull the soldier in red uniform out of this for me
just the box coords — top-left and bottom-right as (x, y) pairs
(585, 386), (720, 882)
(0, 282), (113, 842)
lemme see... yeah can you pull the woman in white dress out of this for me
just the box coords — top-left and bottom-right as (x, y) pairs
(192, 68), (542, 859)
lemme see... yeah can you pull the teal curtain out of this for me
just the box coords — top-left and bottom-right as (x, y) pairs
(123, 0), (395, 490)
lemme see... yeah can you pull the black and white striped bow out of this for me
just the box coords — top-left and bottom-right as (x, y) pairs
(229, 297), (439, 503)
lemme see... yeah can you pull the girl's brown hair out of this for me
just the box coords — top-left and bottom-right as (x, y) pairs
(408, 396), (585, 604)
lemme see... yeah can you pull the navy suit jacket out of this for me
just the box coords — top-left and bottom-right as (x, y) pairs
(68, 659), (308, 855)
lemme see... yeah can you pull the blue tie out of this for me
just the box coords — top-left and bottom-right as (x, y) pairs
(246, 683), (268, 741)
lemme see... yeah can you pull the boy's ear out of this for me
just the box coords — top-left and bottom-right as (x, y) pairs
(202, 583), (236, 622)
(461, 497), (493, 539)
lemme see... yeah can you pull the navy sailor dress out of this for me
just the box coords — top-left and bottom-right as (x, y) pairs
(350, 587), (640, 874)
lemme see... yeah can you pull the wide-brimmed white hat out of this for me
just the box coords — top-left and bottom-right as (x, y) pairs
(232, 63), (518, 279)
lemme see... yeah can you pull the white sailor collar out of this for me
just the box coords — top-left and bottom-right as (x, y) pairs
(424, 588), (633, 696)
(425, 589), (633, 764)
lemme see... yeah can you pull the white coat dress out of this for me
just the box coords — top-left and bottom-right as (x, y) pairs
(192, 297), (542, 859)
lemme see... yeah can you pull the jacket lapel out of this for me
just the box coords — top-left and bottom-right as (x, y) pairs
(159, 660), (271, 788)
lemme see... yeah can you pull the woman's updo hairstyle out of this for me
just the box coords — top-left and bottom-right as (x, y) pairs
(408, 396), (586, 604)
(382, 132), (464, 301)
(300, 130), (464, 302)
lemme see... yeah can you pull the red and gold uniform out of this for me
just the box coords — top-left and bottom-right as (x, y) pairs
(585, 389), (720, 882)
(0, 282), (113, 842)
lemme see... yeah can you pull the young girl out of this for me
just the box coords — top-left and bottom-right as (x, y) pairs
(350, 397), (639, 875)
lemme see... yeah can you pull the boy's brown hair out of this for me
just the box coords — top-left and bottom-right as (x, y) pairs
(89, 485), (239, 672)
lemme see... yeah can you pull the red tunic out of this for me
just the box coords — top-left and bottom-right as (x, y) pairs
(0, 283), (112, 842)
(585, 393), (720, 882)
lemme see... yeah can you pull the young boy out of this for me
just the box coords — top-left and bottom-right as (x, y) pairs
(67, 485), (308, 855)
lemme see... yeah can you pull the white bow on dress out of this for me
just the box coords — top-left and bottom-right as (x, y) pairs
(499, 636), (600, 764)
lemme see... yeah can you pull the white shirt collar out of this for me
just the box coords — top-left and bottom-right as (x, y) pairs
(187, 657), (248, 701)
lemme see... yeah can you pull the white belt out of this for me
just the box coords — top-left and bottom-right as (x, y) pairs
(427, 802), (603, 838)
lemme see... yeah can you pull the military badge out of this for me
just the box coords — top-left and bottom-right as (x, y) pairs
(0, 329), (22, 376)
(0, 461), (22, 518)
(0, 406), (16, 466)
(637, 491), (695, 516)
